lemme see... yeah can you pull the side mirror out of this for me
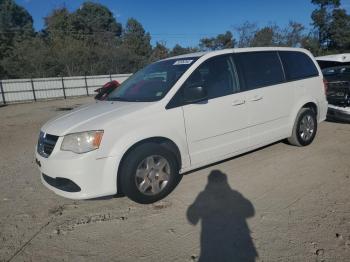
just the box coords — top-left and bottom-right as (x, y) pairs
(183, 85), (208, 104)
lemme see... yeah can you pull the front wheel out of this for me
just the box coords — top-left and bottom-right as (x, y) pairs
(288, 108), (318, 147)
(119, 143), (182, 204)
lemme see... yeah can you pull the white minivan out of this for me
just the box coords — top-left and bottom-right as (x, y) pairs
(36, 47), (328, 203)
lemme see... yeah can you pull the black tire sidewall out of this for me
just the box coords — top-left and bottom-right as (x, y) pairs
(120, 143), (181, 204)
(296, 109), (317, 146)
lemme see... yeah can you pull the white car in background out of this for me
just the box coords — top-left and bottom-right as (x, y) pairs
(36, 47), (328, 204)
(316, 53), (350, 122)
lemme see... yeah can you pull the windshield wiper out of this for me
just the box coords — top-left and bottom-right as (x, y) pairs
(107, 97), (132, 102)
(107, 97), (158, 102)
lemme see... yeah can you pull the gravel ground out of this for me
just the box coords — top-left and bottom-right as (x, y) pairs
(0, 97), (349, 262)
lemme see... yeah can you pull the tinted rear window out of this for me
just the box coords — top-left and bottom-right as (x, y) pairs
(235, 51), (285, 91)
(279, 51), (319, 81)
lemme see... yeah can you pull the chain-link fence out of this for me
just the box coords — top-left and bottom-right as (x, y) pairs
(0, 74), (131, 105)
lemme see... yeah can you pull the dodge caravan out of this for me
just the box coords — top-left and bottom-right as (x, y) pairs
(36, 47), (328, 204)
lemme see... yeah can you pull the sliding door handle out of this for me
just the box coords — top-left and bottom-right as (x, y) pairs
(232, 100), (246, 106)
(250, 95), (263, 102)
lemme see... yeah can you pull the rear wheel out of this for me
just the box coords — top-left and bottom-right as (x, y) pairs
(288, 108), (317, 146)
(119, 143), (182, 204)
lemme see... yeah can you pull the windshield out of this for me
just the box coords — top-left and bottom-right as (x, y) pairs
(107, 57), (199, 102)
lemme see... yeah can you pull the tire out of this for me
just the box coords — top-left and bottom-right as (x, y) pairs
(119, 143), (182, 204)
(288, 108), (318, 147)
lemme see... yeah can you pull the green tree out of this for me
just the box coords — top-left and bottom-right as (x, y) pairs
(251, 27), (273, 46)
(71, 2), (122, 37)
(44, 3), (122, 40)
(121, 18), (152, 71)
(1, 36), (51, 78)
(41, 2), (125, 76)
(43, 7), (74, 38)
(2, 1), (129, 78)
(149, 42), (169, 62)
(170, 44), (197, 56)
(0, 0), (34, 77)
(251, 26), (278, 47)
(329, 8), (350, 51)
(301, 32), (322, 55)
(199, 31), (235, 51)
(311, 0), (341, 48)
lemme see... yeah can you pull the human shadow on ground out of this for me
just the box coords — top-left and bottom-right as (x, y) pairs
(187, 170), (258, 262)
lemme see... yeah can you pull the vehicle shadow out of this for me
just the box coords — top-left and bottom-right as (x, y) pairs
(187, 170), (258, 262)
(326, 118), (350, 124)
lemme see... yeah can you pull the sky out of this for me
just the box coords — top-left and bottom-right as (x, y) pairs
(16, 0), (350, 48)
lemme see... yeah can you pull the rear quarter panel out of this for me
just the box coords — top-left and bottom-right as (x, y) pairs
(290, 76), (327, 130)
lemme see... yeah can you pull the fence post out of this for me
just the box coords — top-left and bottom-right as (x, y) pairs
(0, 80), (6, 105)
(30, 78), (37, 101)
(109, 73), (112, 82)
(84, 75), (89, 96)
(61, 77), (66, 99)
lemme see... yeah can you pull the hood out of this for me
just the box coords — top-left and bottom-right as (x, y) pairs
(42, 100), (155, 136)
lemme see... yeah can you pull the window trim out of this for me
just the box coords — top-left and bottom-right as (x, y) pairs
(228, 55), (241, 93)
(165, 50), (321, 110)
(166, 53), (238, 109)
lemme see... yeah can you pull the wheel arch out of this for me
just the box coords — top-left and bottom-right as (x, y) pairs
(302, 102), (318, 116)
(116, 136), (182, 194)
(291, 99), (318, 126)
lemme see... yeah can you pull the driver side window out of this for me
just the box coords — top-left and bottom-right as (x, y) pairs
(184, 55), (238, 100)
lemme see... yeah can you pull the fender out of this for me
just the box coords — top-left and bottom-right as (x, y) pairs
(96, 107), (191, 172)
(289, 96), (319, 131)
(109, 130), (190, 170)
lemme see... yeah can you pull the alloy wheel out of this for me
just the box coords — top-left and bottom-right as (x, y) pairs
(135, 155), (171, 196)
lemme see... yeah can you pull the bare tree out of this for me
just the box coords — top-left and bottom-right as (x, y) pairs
(235, 21), (258, 47)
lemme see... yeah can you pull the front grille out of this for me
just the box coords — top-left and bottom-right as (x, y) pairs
(37, 131), (59, 158)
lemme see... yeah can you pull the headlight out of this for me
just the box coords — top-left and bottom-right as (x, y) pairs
(61, 130), (104, 154)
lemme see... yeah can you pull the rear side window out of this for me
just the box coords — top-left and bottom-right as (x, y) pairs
(235, 51), (285, 91)
(279, 51), (319, 81)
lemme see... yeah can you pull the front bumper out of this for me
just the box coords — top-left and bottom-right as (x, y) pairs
(35, 140), (120, 199)
(327, 104), (350, 122)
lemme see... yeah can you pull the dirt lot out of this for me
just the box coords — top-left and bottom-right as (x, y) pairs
(0, 97), (349, 262)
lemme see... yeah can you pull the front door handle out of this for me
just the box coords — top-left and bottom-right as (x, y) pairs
(232, 100), (246, 106)
(250, 95), (263, 102)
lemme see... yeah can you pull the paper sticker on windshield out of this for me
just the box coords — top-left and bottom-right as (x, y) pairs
(173, 59), (193, 65)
